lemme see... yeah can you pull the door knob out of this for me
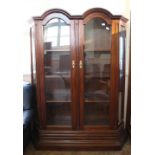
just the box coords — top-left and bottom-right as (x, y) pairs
(72, 60), (75, 69)
(79, 60), (83, 69)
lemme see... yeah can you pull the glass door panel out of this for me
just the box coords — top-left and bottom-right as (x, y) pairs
(43, 18), (71, 125)
(84, 18), (111, 125)
(118, 26), (126, 124)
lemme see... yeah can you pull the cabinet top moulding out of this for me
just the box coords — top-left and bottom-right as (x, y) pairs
(32, 8), (128, 23)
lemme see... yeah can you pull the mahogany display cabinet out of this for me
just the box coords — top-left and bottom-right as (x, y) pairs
(30, 8), (128, 150)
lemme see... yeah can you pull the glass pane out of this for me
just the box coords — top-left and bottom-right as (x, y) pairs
(47, 102), (71, 125)
(85, 18), (111, 51)
(84, 18), (111, 126)
(43, 18), (71, 125)
(31, 27), (36, 84)
(118, 26), (126, 124)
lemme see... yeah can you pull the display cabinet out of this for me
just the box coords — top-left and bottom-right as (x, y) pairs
(30, 8), (128, 150)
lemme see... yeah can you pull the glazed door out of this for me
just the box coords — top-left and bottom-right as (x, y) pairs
(79, 17), (112, 129)
(43, 16), (77, 129)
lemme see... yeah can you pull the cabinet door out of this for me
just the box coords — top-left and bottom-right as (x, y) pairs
(43, 17), (75, 127)
(79, 17), (112, 128)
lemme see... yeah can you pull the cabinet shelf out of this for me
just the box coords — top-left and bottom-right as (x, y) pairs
(45, 90), (71, 101)
(84, 100), (110, 103)
(84, 49), (111, 53)
(46, 100), (71, 103)
(44, 49), (70, 53)
(45, 74), (70, 78)
(85, 75), (110, 79)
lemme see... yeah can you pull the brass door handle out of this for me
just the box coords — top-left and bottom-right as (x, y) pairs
(72, 60), (75, 69)
(79, 60), (83, 69)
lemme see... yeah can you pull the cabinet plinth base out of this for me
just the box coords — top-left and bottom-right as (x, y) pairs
(34, 126), (127, 150)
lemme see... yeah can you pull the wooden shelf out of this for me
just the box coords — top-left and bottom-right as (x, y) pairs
(44, 45), (70, 52)
(84, 49), (111, 53)
(46, 90), (71, 102)
(46, 99), (109, 104)
(45, 74), (70, 78)
(84, 100), (110, 103)
(84, 115), (109, 120)
(46, 100), (71, 103)
(85, 75), (110, 79)
(44, 49), (70, 53)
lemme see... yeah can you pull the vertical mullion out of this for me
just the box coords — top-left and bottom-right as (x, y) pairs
(74, 19), (81, 130)
(70, 20), (78, 130)
(78, 20), (84, 129)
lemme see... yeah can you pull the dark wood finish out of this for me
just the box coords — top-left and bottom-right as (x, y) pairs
(34, 20), (46, 129)
(110, 20), (120, 128)
(31, 8), (128, 150)
(33, 8), (128, 22)
(83, 8), (128, 23)
(70, 20), (78, 130)
(78, 19), (84, 129)
(34, 123), (127, 150)
(83, 12), (112, 25)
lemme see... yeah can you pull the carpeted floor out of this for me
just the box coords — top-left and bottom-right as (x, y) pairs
(24, 139), (131, 155)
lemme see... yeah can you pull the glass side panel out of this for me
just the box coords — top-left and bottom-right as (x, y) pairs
(84, 18), (111, 126)
(30, 27), (36, 84)
(43, 18), (71, 125)
(118, 26), (126, 124)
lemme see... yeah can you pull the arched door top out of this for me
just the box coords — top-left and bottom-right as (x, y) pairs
(33, 8), (128, 23)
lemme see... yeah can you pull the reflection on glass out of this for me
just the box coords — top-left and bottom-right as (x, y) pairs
(46, 103), (71, 125)
(84, 18), (111, 125)
(44, 18), (70, 50)
(85, 18), (111, 51)
(118, 92), (122, 123)
(60, 26), (70, 46)
(31, 27), (36, 83)
(43, 18), (71, 125)
(118, 26), (126, 124)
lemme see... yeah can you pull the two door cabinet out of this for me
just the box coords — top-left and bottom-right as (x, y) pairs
(30, 8), (128, 150)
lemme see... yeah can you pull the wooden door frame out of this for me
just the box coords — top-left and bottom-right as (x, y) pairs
(78, 11), (114, 130)
(33, 11), (79, 130)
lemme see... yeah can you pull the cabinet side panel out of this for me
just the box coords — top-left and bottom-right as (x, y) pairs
(34, 20), (46, 129)
(110, 20), (120, 128)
